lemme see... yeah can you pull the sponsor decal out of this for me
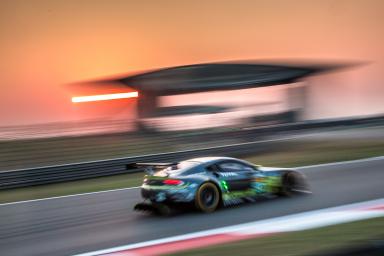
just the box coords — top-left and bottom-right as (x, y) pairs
(219, 172), (238, 177)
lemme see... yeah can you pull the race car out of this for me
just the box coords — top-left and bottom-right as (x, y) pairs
(132, 157), (310, 214)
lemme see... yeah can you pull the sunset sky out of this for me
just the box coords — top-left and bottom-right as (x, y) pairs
(0, 0), (383, 126)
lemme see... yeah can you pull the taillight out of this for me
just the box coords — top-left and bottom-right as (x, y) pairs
(163, 179), (184, 185)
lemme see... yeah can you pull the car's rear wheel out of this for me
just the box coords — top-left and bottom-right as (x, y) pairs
(195, 182), (220, 213)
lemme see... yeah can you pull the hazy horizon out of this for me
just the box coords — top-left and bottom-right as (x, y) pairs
(1, 0), (383, 126)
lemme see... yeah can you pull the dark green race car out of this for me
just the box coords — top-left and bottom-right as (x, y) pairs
(133, 157), (310, 214)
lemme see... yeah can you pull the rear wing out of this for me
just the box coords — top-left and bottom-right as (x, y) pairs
(126, 162), (178, 175)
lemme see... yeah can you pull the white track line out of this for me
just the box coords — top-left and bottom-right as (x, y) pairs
(75, 198), (384, 256)
(295, 155), (384, 170)
(1, 155), (383, 206)
(0, 186), (140, 206)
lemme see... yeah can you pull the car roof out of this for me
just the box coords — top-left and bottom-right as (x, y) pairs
(185, 156), (240, 164)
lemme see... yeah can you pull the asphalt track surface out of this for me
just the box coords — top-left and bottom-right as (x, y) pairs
(1, 157), (384, 256)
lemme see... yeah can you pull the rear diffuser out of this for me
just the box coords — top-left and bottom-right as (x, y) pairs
(134, 202), (172, 216)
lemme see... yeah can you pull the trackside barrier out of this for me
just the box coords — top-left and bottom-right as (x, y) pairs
(1, 116), (383, 190)
(0, 138), (281, 189)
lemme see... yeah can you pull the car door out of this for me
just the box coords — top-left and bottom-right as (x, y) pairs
(216, 161), (255, 191)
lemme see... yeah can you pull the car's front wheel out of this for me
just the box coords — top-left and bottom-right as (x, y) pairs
(278, 172), (307, 196)
(195, 182), (220, 213)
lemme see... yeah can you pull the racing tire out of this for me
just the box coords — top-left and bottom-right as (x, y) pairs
(195, 182), (220, 213)
(278, 172), (300, 197)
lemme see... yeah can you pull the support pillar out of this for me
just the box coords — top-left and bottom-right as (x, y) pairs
(286, 82), (308, 122)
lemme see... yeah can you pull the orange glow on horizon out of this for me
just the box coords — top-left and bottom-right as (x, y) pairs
(72, 92), (138, 103)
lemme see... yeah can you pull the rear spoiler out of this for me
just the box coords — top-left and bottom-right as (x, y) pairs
(126, 162), (178, 175)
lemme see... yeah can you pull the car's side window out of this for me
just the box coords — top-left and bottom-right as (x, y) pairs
(218, 162), (238, 172)
(218, 162), (252, 173)
(243, 165), (256, 172)
(206, 164), (220, 173)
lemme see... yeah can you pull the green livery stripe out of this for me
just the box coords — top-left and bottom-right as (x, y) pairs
(222, 176), (282, 201)
(222, 189), (258, 200)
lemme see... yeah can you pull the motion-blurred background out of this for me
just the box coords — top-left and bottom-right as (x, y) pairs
(0, 0), (383, 169)
(0, 1), (384, 169)
(1, 0), (383, 129)
(0, 1), (384, 256)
